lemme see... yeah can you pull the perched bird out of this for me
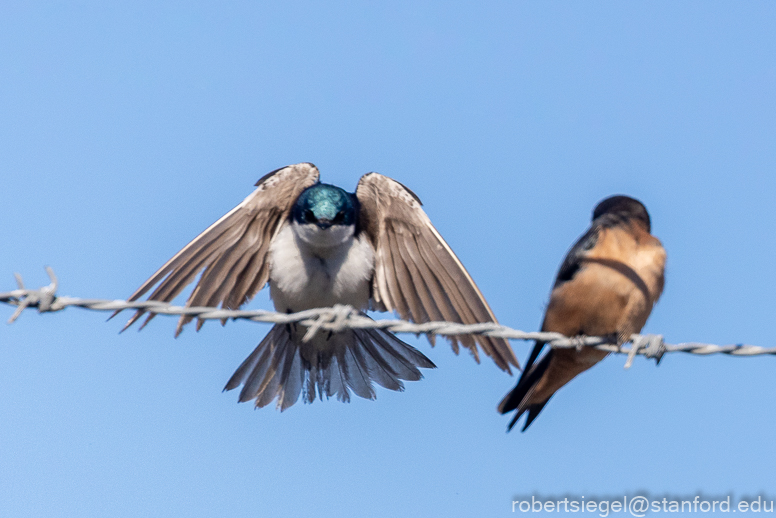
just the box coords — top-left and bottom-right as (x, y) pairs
(497, 195), (665, 432)
(122, 163), (517, 410)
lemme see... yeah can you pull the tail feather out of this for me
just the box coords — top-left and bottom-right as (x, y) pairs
(224, 326), (278, 395)
(352, 341), (402, 391)
(499, 342), (609, 431)
(224, 321), (436, 410)
(506, 399), (551, 432)
(497, 342), (549, 414)
(277, 346), (304, 411)
(233, 326), (283, 402)
(498, 343), (554, 432)
(303, 362), (317, 404)
(254, 335), (292, 408)
(323, 354), (349, 402)
(341, 347), (376, 400)
(361, 328), (435, 381)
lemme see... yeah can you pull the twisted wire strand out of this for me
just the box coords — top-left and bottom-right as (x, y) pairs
(2, 268), (773, 366)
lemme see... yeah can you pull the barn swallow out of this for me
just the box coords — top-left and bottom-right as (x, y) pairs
(497, 195), (665, 432)
(121, 163), (518, 410)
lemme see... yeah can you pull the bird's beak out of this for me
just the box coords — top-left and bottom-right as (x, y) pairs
(316, 219), (332, 230)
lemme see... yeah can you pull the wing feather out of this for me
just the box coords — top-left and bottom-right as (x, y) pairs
(120, 163), (320, 332)
(397, 229), (445, 322)
(387, 225), (428, 323)
(381, 228), (412, 318)
(413, 233), (475, 354)
(356, 172), (519, 373)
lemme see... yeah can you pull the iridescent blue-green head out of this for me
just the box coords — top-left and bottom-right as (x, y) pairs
(292, 183), (357, 230)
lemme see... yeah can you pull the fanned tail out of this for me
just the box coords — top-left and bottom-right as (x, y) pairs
(224, 322), (435, 410)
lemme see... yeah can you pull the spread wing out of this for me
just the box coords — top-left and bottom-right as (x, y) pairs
(121, 163), (320, 334)
(356, 172), (519, 373)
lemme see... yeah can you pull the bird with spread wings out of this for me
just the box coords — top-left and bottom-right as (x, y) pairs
(120, 163), (517, 410)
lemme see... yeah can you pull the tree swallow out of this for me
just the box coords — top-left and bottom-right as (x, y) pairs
(123, 163), (518, 410)
(497, 195), (666, 431)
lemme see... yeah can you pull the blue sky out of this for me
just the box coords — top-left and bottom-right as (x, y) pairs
(2, 2), (775, 517)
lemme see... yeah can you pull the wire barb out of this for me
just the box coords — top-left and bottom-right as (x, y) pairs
(2, 268), (775, 365)
(5, 267), (59, 324)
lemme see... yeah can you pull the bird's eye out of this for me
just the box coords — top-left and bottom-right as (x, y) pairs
(333, 211), (344, 224)
(304, 210), (316, 222)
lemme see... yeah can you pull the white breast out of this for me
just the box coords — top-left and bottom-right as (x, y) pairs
(267, 222), (375, 312)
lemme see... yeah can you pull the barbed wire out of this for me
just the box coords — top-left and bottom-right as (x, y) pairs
(2, 267), (773, 369)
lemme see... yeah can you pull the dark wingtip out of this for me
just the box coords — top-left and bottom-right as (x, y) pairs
(367, 172), (424, 205)
(394, 178), (423, 206)
(506, 409), (524, 432)
(520, 400), (551, 432)
(500, 345), (553, 432)
(254, 166), (286, 187)
(497, 388), (517, 415)
(503, 404), (545, 433)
